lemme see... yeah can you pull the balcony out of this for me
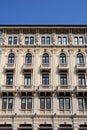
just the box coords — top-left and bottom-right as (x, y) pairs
(58, 64), (69, 72)
(1, 85), (16, 92)
(18, 85), (35, 92)
(4, 63), (15, 72)
(40, 63), (51, 72)
(76, 84), (87, 91)
(57, 85), (71, 92)
(38, 85), (53, 92)
(22, 63), (33, 72)
(75, 64), (87, 72)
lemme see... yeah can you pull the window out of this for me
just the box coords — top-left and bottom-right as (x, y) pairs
(74, 37), (78, 45)
(25, 37), (29, 44)
(60, 74), (67, 85)
(40, 98), (51, 110)
(77, 53), (84, 64)
(79, 37), (83, 45)
(41, 36), (50, 45)
(21, 98), (32, 110)
(58, 37), (62, 45)
(42, 74), (49, 85)
(13, 37), (17, 44)
(8, 53), (15, 64)
(8, 37), (12, 45)
(46, 37), (50, 44)
(25, 53), (32, 64)
(59, 98), (70, 110)
(60, 53), (66, 64)
(41, 37), (45, 44)
(30, 36), (34, 44)
(42, 53), (49, 64)
(24, 74), (31, 86)
(2, 98), (13, 110)
(78, 74), (85, 85)
(6, 74), (13, 85)
(78, 98), (87, 110)
(63, 37), (67, 45)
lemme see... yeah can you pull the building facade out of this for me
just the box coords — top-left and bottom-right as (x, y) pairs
(0, 25), (87, 130)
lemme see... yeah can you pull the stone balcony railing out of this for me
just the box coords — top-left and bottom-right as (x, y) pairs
(4, 63), (15, 72)
(18, 85), (35, 92)
(1, 85), (16, 92)
(22, 63), (33, 71)
(40, 63), (51, 72)
(58, 63), (69, 72)
(75, 63), (87, 71)
(38, 85), (53, 92)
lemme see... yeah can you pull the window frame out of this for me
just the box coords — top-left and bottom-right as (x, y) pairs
(6, 73), (14, 86)
(41, 35), (51, 45)
(2, 97), (13, 110)
(21, 97), (32, 110)
(40, 97), (51, 110)
(59, 97), (70, 110)
(8, 53), (15, 64)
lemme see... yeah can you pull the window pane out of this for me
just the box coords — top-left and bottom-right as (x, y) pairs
(25, 53), (32, 64)
(60, 53), (66, 64)
(27, 98), (32, 109)
(60, 74), (67, 85)
(85, 99), (87, 109)
(8, 53), (15, 64)
(59, 98), (64, 110)
(2, 98), (7, 109)
(46, 37), (50, 44)
(77, 53), (84, 64)
(42, 53), (49, 63)
(25, 37), (29, 44)
(58, 37), (62, 45)
(25, 74), (31, 85)
(30, 37), (34, 44)
(8, 98), (13, 109)
(78, 98), (83, 109)
(13, 37), (17, 44)
(63, 37), (67, 45)
(74, 37), (78, 45)
(65, 98), (70, 109)
(40, 98), (45, 109)
(41, 37), (45, 44)
(6, 74), (13, 85)
(46, 98), (51, 109)
(8, 37), (12, 45)
(79, 37), (83, 45)
(78, 74), (85, 85)
(21, 98), (26, 109)
(42, 74), (49, 85)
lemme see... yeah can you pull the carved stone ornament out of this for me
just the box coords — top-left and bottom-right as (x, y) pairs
(68, 34), (72, 45)
(35, 33), (39, 44)
(52, 33), (56, 44)
(85, 35), (87, 44)
(0, 32), (6, 45)
(18, 33), (23, 44)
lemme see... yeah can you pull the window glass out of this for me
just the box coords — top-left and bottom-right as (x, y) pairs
(6, 74), (13, 85)
(78, 98), (83, 109)
(27, 98), (32, 109)
(42, 53), (49, 64)
(74, 37), (78, 45)
(41, 37), (45, 44)
(8, 98), (13, 109)
(85, 99), (87, 109)
(25, 74), (31, 86)
(46, 37), (50, 44)
(58, 37), (62, 45)
(8, 53), (15, 64)
(2, 98), (7, 109)
(25, 37), (29, 44)
(60, 74), (67, 85)
(79, 37), (83, 45)
(78, 74), (85, 85)
(60, 53), (66, 64)
(40, 98), (45, 109)
(77, 53), (84, 64)
(59, 98), (64, 110)
(63, 37), (67, 45)
(13, 37), (17, 44)
(42, 74), (49, 85)
(65, 98), (70, 109)
(21, 98), (26, 109)
(8, 37), (12, 45)
(30, 36), (34, 44)
(46, 98), (51, 109)
(25, 53), (32, 64)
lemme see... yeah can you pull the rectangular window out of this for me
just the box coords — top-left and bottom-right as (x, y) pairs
(46, 37), (50, 44)
(27, 98), (32, 109)
(74, 37), (78, 45)
(21, 98), (26, 109)
(46, 98), (51, 109)
(8, 98), (13, 109)
(58, 37), (62, 45)
(30, 36), (34, 44)
(78, 74), (85, 85)
(60, 74), (67, 85)
(13, 37), (17, 45)
(40, 98), (45, 109)
(24, 74), (31, 86)
(2, 98), (7, 109)
(79, 37), (83, 45)
(42, 74), (49, 85)
(63, 37), (67, 45)
(25, 37), (29, 44)
(41, 37), (45, 44)
(59, 98), (64, 110)
(78, 98), (83, 110)
(8, 37), (12, 45)
(65, 98), (70, 109)
(85, 98), (87, 109)
(6, 74), (13, 85)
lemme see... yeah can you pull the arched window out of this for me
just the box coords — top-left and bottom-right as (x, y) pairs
(25, 53), (32, 64)
(42, 53), (49, 64)
(8, 53), (15, 64)
(77, 53), (84, 64)
(60, 53), (66, 64)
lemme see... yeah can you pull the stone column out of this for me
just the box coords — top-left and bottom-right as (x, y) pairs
(33, 118), (38, 130)
(13, 123), (18, 130)
(71, 92), (77, 115)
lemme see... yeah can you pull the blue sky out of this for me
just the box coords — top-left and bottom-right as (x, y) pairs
(0, 0), (87, 24)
